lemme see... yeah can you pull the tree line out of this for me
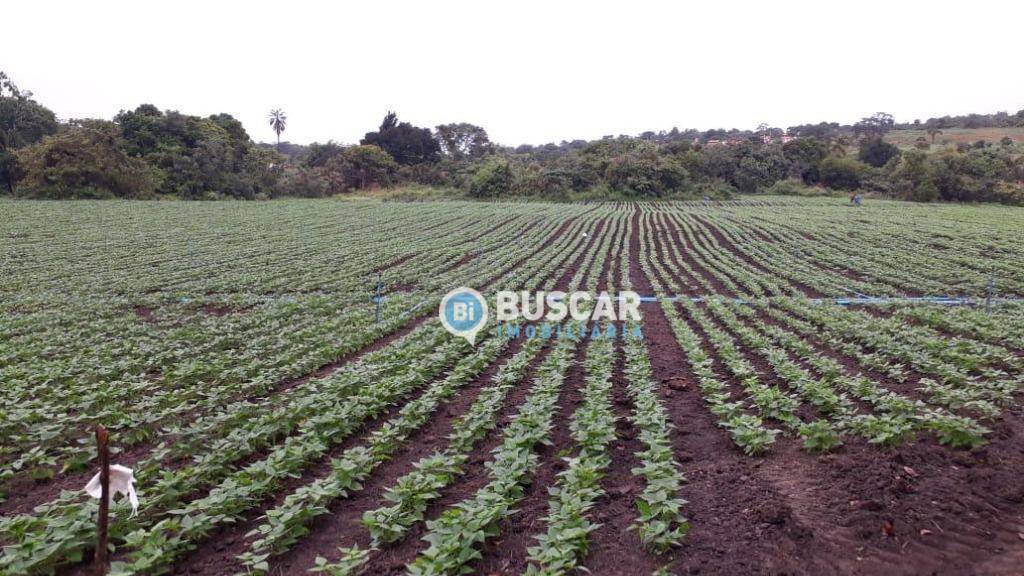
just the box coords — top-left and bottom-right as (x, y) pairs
(1, 71), (1022, 204)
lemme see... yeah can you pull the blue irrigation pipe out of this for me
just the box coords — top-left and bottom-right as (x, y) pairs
(631, 295), (1024, 307)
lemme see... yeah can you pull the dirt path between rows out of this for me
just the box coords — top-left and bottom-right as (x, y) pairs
(628, 207), (1024, 575)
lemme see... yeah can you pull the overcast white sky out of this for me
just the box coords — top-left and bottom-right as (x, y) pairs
(5, 1), (1023, 146)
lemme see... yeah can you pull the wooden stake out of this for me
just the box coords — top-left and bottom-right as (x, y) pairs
(94, 425), (110, 575)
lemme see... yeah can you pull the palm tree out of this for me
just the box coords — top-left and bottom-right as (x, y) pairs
(268, 109), (287, 151)
(927, 127), (942, 144)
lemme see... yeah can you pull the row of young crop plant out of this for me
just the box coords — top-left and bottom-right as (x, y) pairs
(636, 211), (781, 455)
(664, 208), (857, 300)
(401, 333), (579, 576)
(663, 211), (785, 298)
(650, 206), (1022, 386)
(363, 339), (544, 544)
(111, 334), (481, 574)
(0, 298), (424, 487)
(644, 207), (1002, 450)
(522, 331), (615, 575)
(615, 215), (691, 555)
(679, 211), (893, 298)
(520, 215), (627, 574)
(718, 205), (1024, 296)
(728, 303), (989, 448)
(0, 210), (610, 573)
(619, 323), (691, 552)
(0, 324), (451, 574)
(648, 213), (856, 451)
(3, 202), (453, 298)
(890, 304), (1024, 351)
(774, 300), (1022, 408)
(234, 218), (610, 572)
(0, 203), (598, 481)
(307, 214), (622, 569)
(0, 208), (579, 491)
(130, 206), (612, 573)
(307, 215), (620, 575)
(674, 210), (914, 297)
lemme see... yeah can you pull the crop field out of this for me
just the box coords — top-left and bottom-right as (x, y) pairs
(885, 127), (1024, 148)
(2, 197), (1024, 575)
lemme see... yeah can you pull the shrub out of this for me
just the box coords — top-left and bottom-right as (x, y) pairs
(335, 145), (397, 190)
(604, 150), (689, 197)
(0, 148), (24, 194)
(15, 120), (156, 199)
(857, 138), (901, 167)
(819, 156), (866, 190)
(468, 158), (514, 198)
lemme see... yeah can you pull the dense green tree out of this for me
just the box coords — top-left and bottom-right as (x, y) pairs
(729, 143), (787, 192)
(0, 72), (59, 150)
(361, 112), (439, 165)
(0, 147), (24, 194)
(15, 120), (157, 198)
(604, 148), (689, 197)
(699, 145), (739, 182)
(858, 138), (901, 167)
(435, 123), (492, 160)
(891, 150), (938, 201)
(514, 163), (573, 198)
(468, 158), (514, 198)
(787, 122), (840, 140)
(304, 141), (345, 168)
(819, 156), (865, 190)
(782, 137), (828, 183)
(332, 145), (397, 190)
(853, 112), (895, 139)
(114, 105), (278, 199)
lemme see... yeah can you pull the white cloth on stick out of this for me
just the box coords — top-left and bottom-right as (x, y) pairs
(84, 464), (139, 517)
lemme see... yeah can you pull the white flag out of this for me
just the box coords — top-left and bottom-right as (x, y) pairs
(84, 464), (139, 517)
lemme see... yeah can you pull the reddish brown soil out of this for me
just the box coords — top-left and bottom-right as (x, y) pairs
(584, 336), (666, 575)
(627, 208), (1024, 575)
(586, 232), (666, 574)
(643, 253), (764, 414)
(372, 251), (418, 274)
(155, 208), (599, 576)
(132, 304), (158, 323)
(693, 215), (825, 299)
(470, 337), (587, 574)
(354, 341), (559, 575)
(652, 212), (738, 298)
(754, 306), (931, 402)
(170, 338), (529, 576)
(29, 208), (1024, 576)
(628, 209), (819, 574)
